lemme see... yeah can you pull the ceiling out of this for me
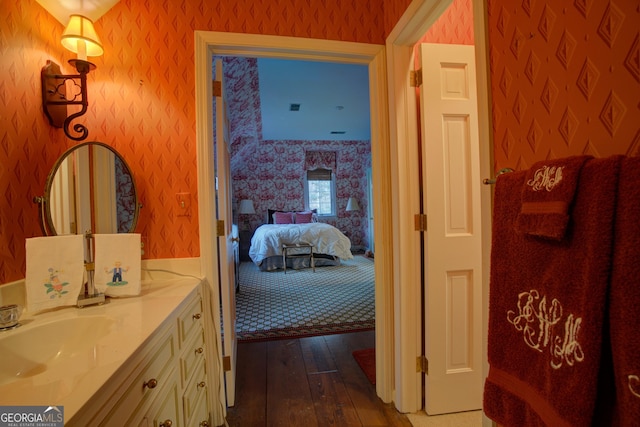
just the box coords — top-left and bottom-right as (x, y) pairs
(257, 59), (371, 141)
(36, 0), (120, 24)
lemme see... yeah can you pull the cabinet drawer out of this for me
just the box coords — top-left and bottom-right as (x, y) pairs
(128, 370), (181, 427)
(183, 359), (208, 424)
(177, 294), (203, 346)
(180, 328), (206, 387)
(189, 382), (211, 427)
(101, 333), (176, 425)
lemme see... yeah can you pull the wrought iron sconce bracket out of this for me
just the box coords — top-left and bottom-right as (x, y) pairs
(41, 59), (94, 141)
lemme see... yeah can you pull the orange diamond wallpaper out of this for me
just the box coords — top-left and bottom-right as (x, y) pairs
(1, 0), (637, 284)
(417, 0), (475, 45)
(0, 0), (397, 283)
(487, 0), (639, 170)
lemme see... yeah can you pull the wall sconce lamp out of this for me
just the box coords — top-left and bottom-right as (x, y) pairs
(346, 197), (360, 212)
(41, 14), (103, 141)
(238, 199), (256, 231)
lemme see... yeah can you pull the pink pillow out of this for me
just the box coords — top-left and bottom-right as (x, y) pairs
(295, 211), (313, 224)
(274, 211), (294, 224)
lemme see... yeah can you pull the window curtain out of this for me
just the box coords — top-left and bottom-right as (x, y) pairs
(307, 168), (332, 181)
(304, 151), (336, 171)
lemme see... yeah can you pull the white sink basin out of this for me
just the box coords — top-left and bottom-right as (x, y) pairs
(0, 316), (116, 385)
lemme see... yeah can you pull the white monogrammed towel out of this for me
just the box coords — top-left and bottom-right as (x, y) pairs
(25, 235), (85, 313)
(93, 233), (141, 297)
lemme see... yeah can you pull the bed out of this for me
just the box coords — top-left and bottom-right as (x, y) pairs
(249, 222), (353, 271)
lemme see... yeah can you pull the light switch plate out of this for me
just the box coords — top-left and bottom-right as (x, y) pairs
(176, 192), (191, 217)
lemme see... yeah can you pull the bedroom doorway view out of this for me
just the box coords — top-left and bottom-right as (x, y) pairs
(196, 32), (390, 415)
(216, 54), (376, 377)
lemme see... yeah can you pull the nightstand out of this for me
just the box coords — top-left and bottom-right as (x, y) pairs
(239, 229), (253, 262)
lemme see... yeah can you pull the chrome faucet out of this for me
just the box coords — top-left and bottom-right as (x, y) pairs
(77, 230), (105, 308)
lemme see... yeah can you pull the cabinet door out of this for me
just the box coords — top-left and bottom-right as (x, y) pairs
(142, 381), (182, 427)
(148, 380), (181, 427)
(122, 369), (181, 427)
(100, 333), (177, 426)
(191, 388), (211, 427)
(183, 359), (208, 424)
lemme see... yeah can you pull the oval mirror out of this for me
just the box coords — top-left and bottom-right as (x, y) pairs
(39, 142), (139, 236)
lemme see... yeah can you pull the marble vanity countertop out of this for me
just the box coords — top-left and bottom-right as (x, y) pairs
(0, 277), (203, 419)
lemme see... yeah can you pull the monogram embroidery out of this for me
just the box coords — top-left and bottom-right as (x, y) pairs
(629, 375), (640, 399)
(507, 290), (584, 369)
(527, 165), (564, 191)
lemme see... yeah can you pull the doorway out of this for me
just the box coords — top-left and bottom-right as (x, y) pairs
(196, 0), (494, 417)
(194, 32), (393, 414)
(222, 56), (375, 340)
(386, 0), (494, 416)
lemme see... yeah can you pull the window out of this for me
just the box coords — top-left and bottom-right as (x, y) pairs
(305, 168), (335, 216)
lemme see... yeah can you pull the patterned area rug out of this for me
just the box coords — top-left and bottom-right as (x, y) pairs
(236, 255), (375, 342)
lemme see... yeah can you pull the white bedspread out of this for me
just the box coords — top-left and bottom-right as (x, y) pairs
(249, 223), (353, 264)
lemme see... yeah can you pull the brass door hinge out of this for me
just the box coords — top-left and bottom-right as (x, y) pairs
(223, 355), (231, 372)
(414, 214), (427, 231)
(417, 355), (429, 374)
(410, 69), (423, 87)
(217, 220), (225, 237)
(213, 80), (222, 97)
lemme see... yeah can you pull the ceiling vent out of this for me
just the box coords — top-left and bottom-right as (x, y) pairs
(289, 103), (300, 111)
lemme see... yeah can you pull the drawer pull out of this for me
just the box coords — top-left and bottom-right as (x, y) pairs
(200, 421), (210, 427)
(197, 381), (206, 389)
(159, 420), (173, 427)
(143, 378), (158, 389)
(192, 313), (202, 320)
(195, 347), (204, 355)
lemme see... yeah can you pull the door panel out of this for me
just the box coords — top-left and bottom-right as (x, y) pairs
(419, 43), (483, 415)
(214, 58), (237, 407)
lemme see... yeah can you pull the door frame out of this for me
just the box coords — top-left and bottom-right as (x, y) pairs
(385, 0), (494, 414)
(194, 31), (394, 414)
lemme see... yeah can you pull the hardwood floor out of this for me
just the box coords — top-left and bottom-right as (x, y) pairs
(225, 330), (412, 426)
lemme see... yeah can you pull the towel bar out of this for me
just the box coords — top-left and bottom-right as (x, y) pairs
(483, 168), (514, 185)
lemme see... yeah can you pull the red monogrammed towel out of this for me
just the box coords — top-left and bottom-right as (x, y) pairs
(516, 155), (592, 240)
(484, 156), (623, 427)
(607, 156), (640, 426)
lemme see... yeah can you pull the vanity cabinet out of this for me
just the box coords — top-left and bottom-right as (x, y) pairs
(68, 283), (212, 427)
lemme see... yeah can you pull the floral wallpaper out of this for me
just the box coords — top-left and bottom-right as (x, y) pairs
(223, 57), (371, 250)
(232, 139), (371, 249)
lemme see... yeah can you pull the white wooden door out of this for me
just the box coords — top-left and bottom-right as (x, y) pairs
(419, 43), (483, 414)
(214, 58), (237, 407)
